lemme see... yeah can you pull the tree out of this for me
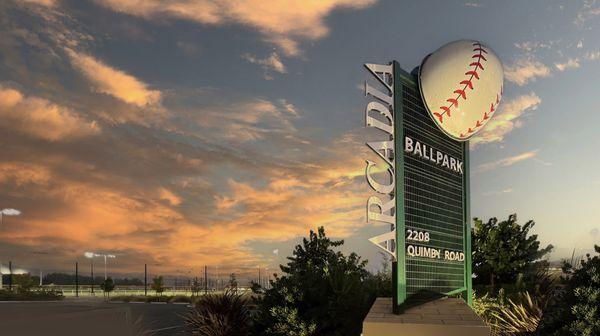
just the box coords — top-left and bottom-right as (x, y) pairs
(151, 276), (166, 296)
(256, 227), (375, 336)
(369, 252), (393, 298)
(228, 273), (238, 293)
(191, 277), (201, 296)
(13, 274), (36, 293)
(100, 277), (115, 299)
(250, 281), (262, 294)
(472, 214), (553, 288)
(540, 245), (600, 336)
(560, 245), (600, 336)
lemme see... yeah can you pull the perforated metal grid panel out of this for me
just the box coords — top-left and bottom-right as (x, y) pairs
(401, 79), (466, 298)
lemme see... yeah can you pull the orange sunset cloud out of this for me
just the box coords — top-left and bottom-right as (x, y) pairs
(0, 86), (100, 141)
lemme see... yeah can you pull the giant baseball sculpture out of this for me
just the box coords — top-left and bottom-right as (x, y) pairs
(419, 40), (504, 140)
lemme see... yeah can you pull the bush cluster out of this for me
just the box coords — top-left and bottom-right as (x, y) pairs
(471, 216), (599, 336)
(0, 288), (64, 301)
(184, 216), (599, 336)
(185, 227), (390, 336)
(109, 294), (193, 303)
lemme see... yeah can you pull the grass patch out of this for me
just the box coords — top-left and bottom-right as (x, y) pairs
(109, 295), (192, 303)
(0, 288), (64, 301)
(169, 295), (191, 303)
(145, 295), (171, 303)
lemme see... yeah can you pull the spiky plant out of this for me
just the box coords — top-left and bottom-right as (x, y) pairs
(492, 291), (543, 335)
(472, 291), (504, 336)
(184, 289), (253, 336)
(530, 267), (558, 299)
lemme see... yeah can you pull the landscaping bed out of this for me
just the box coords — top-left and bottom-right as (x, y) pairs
(109, 295), (193, 304)
(0, 289), (64, 301)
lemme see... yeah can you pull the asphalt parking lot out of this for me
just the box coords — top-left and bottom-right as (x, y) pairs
(0, 298), (190, 335)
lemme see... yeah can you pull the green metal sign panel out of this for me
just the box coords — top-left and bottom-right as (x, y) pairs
(363, 61), (471, 312)
(393, 63), (472, 308)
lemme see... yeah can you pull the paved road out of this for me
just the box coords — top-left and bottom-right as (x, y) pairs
(126, 301), (190, 335)
(0, 298), (191, 335)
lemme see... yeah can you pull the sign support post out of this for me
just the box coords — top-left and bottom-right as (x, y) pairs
(392, 61), (406, 312)
(462, 141), (473, 306)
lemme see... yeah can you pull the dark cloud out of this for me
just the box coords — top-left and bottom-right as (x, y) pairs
(0, 1), (374, 275)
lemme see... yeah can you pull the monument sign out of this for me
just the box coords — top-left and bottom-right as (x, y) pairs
(365, 40), (504, 312)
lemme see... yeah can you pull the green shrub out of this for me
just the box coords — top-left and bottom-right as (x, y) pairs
(473, 244), (599, 336)
(472, 214), (553, 289)
(266, 291), (316, 336)
(0, 288), (63, 301)
(541, 245), (600, 336)
(100, 277), (115, 299)
(255, 227), (378, 336)
(151, 276), (166, 296)
(184, 290), (253, 336)
(12, 274), (36, 293)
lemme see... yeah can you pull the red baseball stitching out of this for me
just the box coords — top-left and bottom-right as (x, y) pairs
(433, 42), (487, 124)
(458, 86), (503, 139)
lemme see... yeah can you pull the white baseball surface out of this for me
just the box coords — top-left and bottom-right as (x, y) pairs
(418, 40), (504, 141)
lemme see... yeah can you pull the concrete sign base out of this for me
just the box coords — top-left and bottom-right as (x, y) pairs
(362, 297), (490, 336)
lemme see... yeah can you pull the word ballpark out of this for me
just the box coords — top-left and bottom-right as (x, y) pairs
(404, 136), (463, 174)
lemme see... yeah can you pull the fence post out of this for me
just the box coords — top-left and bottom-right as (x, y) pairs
(91, 258), (94, 295)
(8, 261), (12, 291)
(75, 262), (79, 297)
(204, 265), (208, 295)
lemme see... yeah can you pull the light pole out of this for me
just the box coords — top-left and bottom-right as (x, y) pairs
(0, 208), (21, 227)
(265, 267), (269, 290)
(215, 266), (219, 291)
(84, 252), (95, 294)
(84, 252), (115, 280)
(0, 209), (21, 290)
(204, 265), (208, 295)
(102, 254), (115, 280)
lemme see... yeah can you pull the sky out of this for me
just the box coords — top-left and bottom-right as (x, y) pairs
(0, 0), (598, 277)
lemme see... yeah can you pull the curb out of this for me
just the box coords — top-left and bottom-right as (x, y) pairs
(0, 300), (64, 303)
(107, 300), (194, 305)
